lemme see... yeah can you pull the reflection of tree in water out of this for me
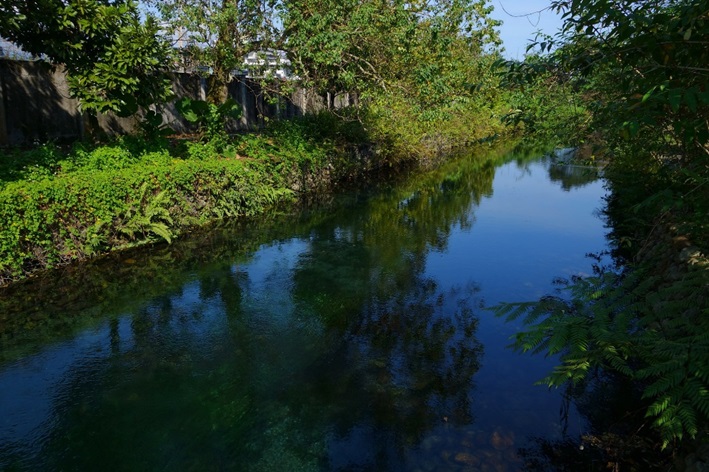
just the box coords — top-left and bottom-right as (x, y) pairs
(340, 282), (482, 432)
(281, 153), (495, 467)
(289, 255), (483, 468)
(518, 374), (673, 471)
(36, 284), (275, 471)
(547, 164), (600, 192)
(4, 151), (502, 470)
(508, 150), (600, 192)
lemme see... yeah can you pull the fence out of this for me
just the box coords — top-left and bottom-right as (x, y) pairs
(0, 59), (346, 146)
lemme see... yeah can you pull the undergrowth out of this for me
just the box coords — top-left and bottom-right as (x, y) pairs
(0, 113), (371, 284)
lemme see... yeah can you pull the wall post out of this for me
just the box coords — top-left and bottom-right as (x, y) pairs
(0, 63), (8, 146)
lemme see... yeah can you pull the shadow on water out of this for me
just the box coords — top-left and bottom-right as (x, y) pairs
(0, 144), (607, 471)
(517, 369), (673, 471)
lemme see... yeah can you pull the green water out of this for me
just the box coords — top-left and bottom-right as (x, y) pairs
(0, 149), (607, 471)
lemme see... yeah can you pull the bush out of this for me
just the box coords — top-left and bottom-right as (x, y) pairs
(0, 123), (356, 283)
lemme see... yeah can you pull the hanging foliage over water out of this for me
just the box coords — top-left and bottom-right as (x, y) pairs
(495, 256), (709, 448)
(496, 0), (709, 456)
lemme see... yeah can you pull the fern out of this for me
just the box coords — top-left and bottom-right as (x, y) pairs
(492, 253), (709, 447)
(119, 182), (174, 244)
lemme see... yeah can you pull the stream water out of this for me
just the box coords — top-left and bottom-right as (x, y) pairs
(0, 148), (608, 471)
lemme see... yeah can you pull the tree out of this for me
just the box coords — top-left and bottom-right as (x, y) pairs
(546, 0), (709, 162)
(498, 0), (709, 449)
(280, 0), (411, 97)
(280, 0), (504, 157)
(0, 0), (173, 115)
(281, 0), (501, 102)
(146, 0), (280, 104)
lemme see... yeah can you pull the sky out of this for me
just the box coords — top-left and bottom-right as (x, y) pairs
(488, 0), (564, 59)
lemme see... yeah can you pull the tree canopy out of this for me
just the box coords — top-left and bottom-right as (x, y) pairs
(145, 0), (280, 104)
(0, 0), (173, 115)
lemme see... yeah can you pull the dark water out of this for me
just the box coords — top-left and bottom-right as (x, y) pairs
(0, 149), (607, 471)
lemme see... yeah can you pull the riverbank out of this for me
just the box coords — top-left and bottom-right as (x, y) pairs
(0, 140), (518, 361)
(0, 116), (351, 285)
(0, 113), (511, 286)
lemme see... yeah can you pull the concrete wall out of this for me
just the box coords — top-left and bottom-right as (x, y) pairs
(0, 61), (82, 144)
(0, 59), (332, 145)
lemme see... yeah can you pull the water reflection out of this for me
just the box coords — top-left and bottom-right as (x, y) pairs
(547, 164), (600, 192)
(517, 374), (671, 471)
(0, 147), (607, 471)
(3, 255), (483, 470)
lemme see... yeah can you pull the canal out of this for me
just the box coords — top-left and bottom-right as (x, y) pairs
(0, 147), (607, 471)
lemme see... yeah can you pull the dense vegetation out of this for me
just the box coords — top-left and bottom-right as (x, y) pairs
(0, 115), (379, 283)
(3, 0), (708, 467)
(495, 0), (709, 465)
(0, 0), (173, 115)
(0, 0), (514, 283)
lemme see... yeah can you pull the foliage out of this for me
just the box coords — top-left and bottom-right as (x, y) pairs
(282, 0), (500, 95)
(143, 0), (512, 156)
(0, 144), (64, 184)
(0, 0), (173, 115)
(494, 254), (709, 448)
(501, 0), (709, 163)
(546, 0), (709, 158)
(142, 0), (510, 157)
(280, 0), (509, 158)
(281, 0), (411, 94)
(499, 52), (589, 147)
(0, 120), (368, 283)
(512, 0), (709, 245)
(146, 0), (279, 104)
(176, 97), (243, 143)
(361, 77), (508, 162)
(494, 0), (709, 451)
(119, 182), (175, 244)
(0, 107), (511, 284)
(138, 110), (173, 140)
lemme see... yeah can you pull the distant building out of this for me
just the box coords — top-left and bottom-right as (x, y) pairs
(241, 49), (293, 80)
(0, 34), (294, 80)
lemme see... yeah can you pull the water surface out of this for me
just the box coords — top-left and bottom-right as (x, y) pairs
(0, 149), (607, 471)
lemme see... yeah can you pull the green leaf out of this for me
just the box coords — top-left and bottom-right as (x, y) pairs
(176, 97), (200, 122)
(217, 98), (242, 120)
(684, 89), (698, 112)
(642, 86), (656, 103)
(668, 88), (682, 112)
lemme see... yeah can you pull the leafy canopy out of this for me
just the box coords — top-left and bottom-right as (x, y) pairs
(146, 0), (280, 104)
(0, 0), (173, 115)
(281, 0), (501, 98)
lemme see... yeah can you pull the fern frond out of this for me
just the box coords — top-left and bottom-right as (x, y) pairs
(149, 222), (173, 244)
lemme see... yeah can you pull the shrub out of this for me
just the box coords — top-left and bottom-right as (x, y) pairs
(0, 129), (349, 283)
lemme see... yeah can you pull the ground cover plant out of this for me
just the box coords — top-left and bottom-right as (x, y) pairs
(0, 114), (374, 285)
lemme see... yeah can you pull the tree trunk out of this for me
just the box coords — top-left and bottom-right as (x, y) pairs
(207, 66), (229, 105)
(207, 22), (234, 105)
